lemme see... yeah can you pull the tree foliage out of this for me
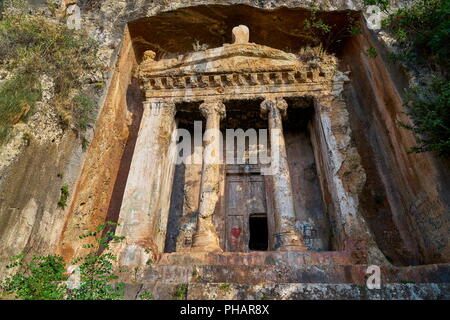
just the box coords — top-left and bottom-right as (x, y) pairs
(400, 78), (450, 157)
(68, 222), (125, 300)
(382, 0), (450, 72)
(367, 0), (450, 157)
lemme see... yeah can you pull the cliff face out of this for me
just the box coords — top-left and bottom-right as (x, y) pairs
(0, 0), (449, 280)
(341, 24), (450, 265)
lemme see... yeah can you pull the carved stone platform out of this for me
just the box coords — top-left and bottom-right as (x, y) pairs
(123, 262), (450, 299)
(156, 251), (360, 266)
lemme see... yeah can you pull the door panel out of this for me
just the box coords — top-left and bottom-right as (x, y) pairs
(248, 177), (266, 214)
(226, 179), (245, 214)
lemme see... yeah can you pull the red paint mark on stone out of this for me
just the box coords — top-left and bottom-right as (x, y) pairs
(231, 227), (242, 248)
(231, 227), (241, 238)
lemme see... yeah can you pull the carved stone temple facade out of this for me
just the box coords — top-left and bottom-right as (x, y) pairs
(112, 25), (384, 268)
(1, 2), (449, 300)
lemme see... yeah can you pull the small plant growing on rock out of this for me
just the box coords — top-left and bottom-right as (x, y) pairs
(173, 283), (188, 300)
(57, 184), (69, 208)
(366, 47), (378, 58)
(72, 93), (97, 132)
(22, 132), (32, 146)
(303, 5), (331, 37)
(298, 45), (326, 61)
(219, 283), (231, 292)
(400, 280), (415, 284)
(0, 73), (41, 144)
(81, 136), (89, 152)
(350, 26), (362, 36)
(139, 290), (154, 300)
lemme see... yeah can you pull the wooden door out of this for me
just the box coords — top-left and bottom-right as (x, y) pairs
(225, 170), (268, 252)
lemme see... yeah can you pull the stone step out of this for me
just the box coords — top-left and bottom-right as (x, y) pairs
(136, 263), (450, 285)
(124, 282), (450, 300)
(187, 283), (450, 300)
(140, 264), (363, 285)
(157, 251), (362, 266)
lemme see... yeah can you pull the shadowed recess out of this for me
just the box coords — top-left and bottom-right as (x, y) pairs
(128, 4), (358, 61)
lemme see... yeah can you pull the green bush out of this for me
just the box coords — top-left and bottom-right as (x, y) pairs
(1, 222), (126, 300)
(219, 283), (231, 292)
(303, 6), (331, 36)
(366, 47), (378, 58)
(68, 222), (125, 300)
(302, 6), (359, 48)
(1, 254), (68, 300)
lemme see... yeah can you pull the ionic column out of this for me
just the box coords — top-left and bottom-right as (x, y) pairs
(260, 97), (307, 251)
(191, 99), (226, 252)
(113, 99), (176, 266)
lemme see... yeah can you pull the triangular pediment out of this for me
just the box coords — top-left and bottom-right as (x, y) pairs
(140, 43), (305, 77)
(138, 25), (338, 101)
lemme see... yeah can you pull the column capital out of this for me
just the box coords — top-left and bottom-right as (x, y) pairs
(260, 97), (288, 119)
(199, 99), (226, 120)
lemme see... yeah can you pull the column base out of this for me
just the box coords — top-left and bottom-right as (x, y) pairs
(276, 244), (308, 252)
(274, 231), (308, 252)
(191, 232), (223, 253)
(110, 242), (156, 268)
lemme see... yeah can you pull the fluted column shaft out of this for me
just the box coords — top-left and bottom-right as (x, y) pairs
(191, 99), (226, 252)
(260, 97), (306, 251)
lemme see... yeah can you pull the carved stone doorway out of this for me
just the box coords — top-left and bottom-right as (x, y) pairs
(224, 165), (273, 252)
